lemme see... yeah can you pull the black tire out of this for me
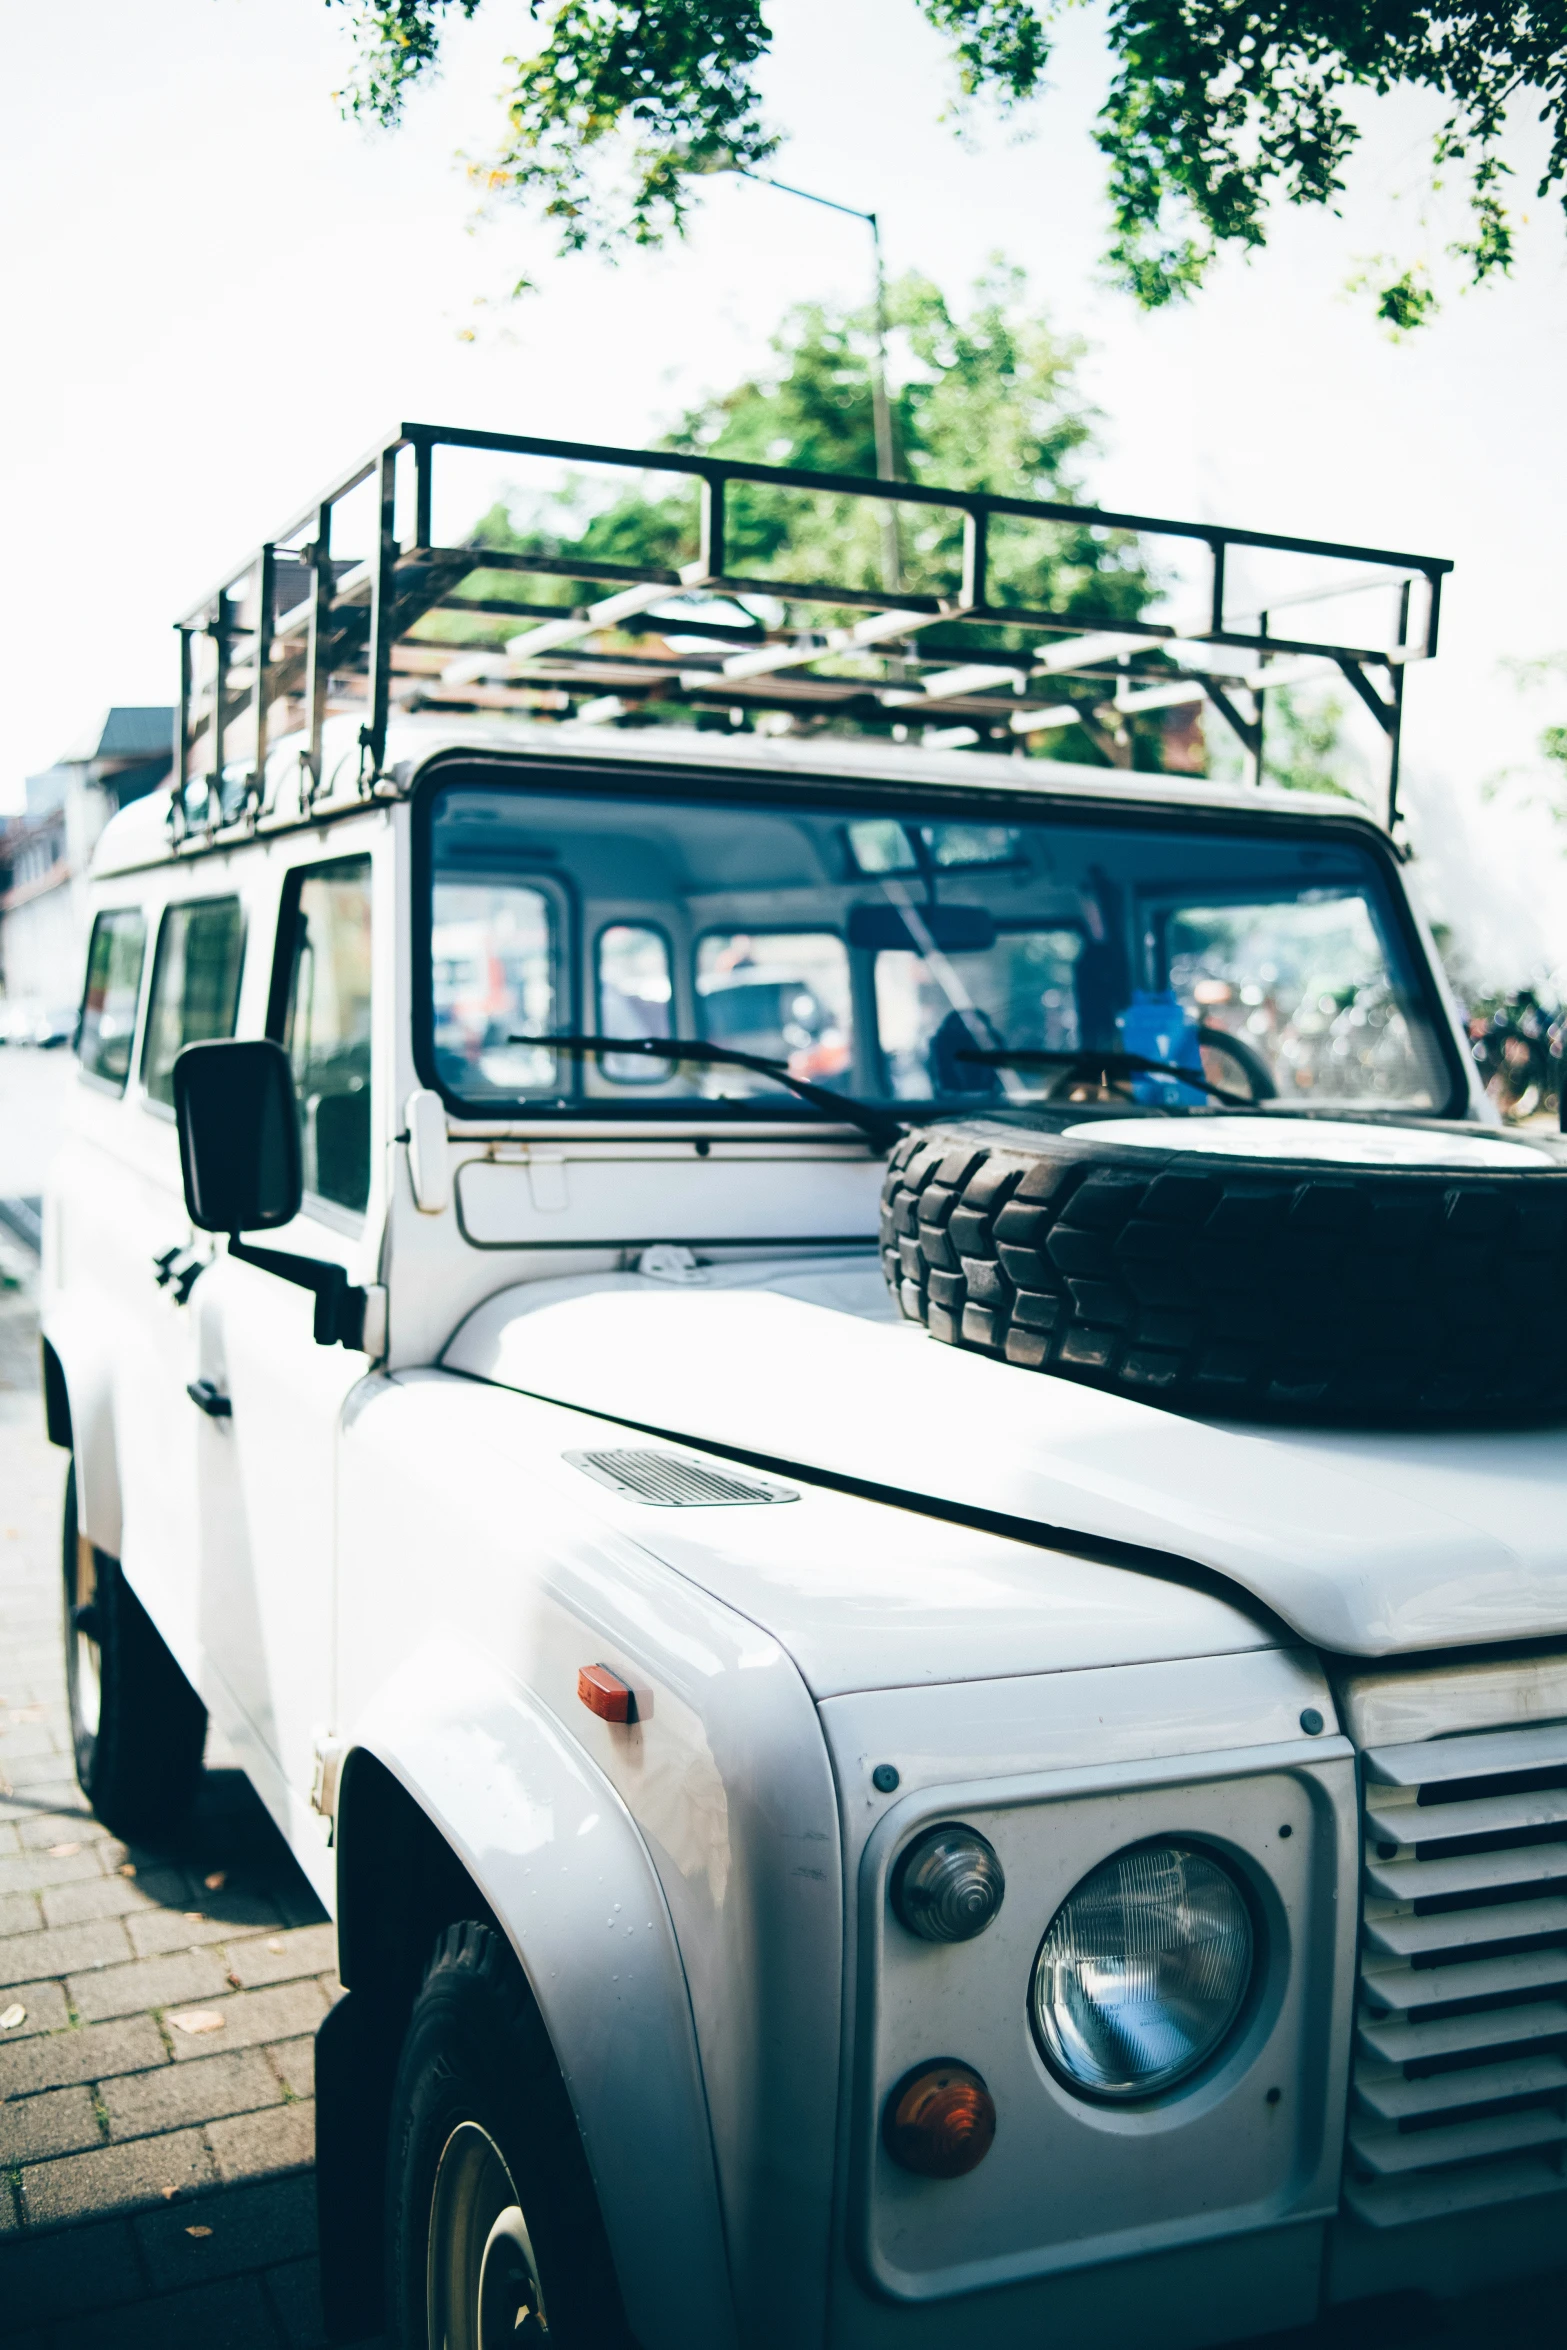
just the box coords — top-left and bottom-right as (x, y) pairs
(385, 1920), (632, 2350)
(880, 1113), (1567, 1425)
(62, 1461), (207, 1839)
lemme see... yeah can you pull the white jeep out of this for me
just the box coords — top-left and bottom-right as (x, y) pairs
(40, 426), (1567, 2349)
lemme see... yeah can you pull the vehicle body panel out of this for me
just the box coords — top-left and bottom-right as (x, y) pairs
(446, 1275), (1567, 1658)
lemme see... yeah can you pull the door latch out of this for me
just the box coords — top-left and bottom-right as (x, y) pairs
(185, 1379), (232, 1419)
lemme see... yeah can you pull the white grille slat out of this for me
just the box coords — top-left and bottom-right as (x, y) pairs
(1354, 2050), (1567, 2123)
(1365, 1724), (1567, 1787)
(1365, 1840), (1567, 1904)
(1349, 1712), (1567, 2226)
(1348, 2104), (1567, 2176)
(1364, 1784), (1567, 1853)
(1362, 1893), (1567, 1961)
(1343, 2151), (1567, 2231)
(1358, 1999), (1567, 2068)
(1360, 1944), (1567, 2013)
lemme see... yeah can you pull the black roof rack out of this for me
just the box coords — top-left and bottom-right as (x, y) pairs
(174, 421), (1451, 838)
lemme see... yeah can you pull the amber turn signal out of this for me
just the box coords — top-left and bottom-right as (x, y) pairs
(578, 1664), (635, 1724)
(882, 2060), (996, 2178)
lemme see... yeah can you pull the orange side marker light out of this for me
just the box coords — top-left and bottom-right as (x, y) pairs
(883, 2060), (996, 2177)
(578, 1664), (635, 1725)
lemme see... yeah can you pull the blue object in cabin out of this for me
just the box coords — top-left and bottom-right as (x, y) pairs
(1116, 991), (1207, 1107)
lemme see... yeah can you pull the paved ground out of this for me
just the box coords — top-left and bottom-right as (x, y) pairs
(0, 1217), (376, 2345)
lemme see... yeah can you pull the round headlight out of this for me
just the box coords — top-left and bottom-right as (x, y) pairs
(1030, 1842), (1253, 2099)
(893, 1824), (1005, 1943)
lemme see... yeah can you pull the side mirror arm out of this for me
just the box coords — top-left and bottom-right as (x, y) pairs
(228, 1236), (370, 1350)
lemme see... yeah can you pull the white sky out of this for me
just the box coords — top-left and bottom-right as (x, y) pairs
(3, 0), (1565, 982)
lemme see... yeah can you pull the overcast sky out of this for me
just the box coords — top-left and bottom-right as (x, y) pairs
(3, 0), (1565, 978)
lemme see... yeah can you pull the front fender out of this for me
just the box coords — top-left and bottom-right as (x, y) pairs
(346, 1637), (738, 2350)
(41, 1294), (122, 1556)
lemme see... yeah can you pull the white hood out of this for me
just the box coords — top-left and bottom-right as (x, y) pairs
(443, 1263), (1567, 1659)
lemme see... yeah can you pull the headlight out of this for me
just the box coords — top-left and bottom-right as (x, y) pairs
(1030, 1842), (1253, 2099)
(892, 1824), (1005, 1942)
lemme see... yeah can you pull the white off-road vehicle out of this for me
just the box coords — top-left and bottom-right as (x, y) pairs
(41, 426), (1567, 2349)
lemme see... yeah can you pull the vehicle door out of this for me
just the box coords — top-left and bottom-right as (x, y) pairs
(192, 844), (382, 1845)
(106, 890), (246, 1660)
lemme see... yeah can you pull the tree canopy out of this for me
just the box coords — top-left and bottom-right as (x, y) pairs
(429, 264), (1191, 768)
(330, 0), (1567, 322)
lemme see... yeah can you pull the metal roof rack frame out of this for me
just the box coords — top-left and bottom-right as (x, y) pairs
(172, 421), (1451, 844)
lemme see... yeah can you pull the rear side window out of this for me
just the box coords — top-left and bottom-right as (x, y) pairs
(272, 857), (373, 1216)
(141, 898), (246, 1109)
(77, 909), (147, 1090)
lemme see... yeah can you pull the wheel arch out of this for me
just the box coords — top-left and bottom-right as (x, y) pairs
(319, 1643), (737, 2350)
(40, 1303), (122, 1555)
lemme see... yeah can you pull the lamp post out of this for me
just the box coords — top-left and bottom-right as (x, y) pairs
(734, 168), (902, 593)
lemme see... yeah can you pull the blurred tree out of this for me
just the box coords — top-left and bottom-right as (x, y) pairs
(1463, 987), (1564, 1121)
(429, 264), (1177, 765)
(329, 0), (1566, 324)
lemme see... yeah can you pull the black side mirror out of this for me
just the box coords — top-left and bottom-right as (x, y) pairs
(173, 1039), (302, 1235)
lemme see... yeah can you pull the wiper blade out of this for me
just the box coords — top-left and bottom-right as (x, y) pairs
(956, 1045), (1251, 1108)
(510, 1033), (905, 1149)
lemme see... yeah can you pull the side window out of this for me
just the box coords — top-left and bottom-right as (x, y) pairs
(696, 931), (852, 1087)
(77, 909), (147, 1090)
(431, 879), (558, 1103)
(141, 898), (246, 1109)
(595, 922), (673, 1082)
(273, 858), (373, 1216)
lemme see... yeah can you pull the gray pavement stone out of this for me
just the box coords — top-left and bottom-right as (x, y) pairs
(69, 1943), (232, 2024)
(0, 1888), (42, 1937)
(0, 2081), (103, 2163)
(0, 1977), (71, 2038)
(167, 1977), (330, 2060)
(134, 2172), (318, 2291)
(0, 1911), (135, 1985)
(124, 1905), (256, 1958)
(263, 2253), (338, 2349)
(266, 2035), (314, 2102)
(0, 2012), (168, 2098)
(21, 2125), (216, 2226)
(0, 1819), (20, 1856)
(208, 2097), (316, 2184)
(42, 1867), (189, 1926)
(15, 1808), (111, 1850)
(0, 1844), (103, 1895)
(104, 2047), (282, 2140)
(228, 1924), (339, 1990)
(52, 2271), (284, 2350)
(0, 1721), (67, 1761)
(0, 2210), (148, 2322)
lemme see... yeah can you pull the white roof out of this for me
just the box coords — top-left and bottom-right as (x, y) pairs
(89, 710), (1379, 880)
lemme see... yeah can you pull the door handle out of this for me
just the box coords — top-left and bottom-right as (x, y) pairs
(186, 1380), (232, 1419)
(152, 1247), (182, 1287)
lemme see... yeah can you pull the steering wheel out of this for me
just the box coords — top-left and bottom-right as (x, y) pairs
(1197, 1023), (1277, 1102)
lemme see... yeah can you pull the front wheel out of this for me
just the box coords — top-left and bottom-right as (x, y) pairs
(62, 1462), (207, 1839)
(385, 1921), (630, 2350)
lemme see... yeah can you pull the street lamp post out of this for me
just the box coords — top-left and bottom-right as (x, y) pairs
(735, 169), (902, 593)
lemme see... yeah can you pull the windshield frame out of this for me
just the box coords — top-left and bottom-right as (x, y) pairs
(409, 751), (1469, 1129)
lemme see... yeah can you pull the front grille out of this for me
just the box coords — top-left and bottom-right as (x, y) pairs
(1347, 1719), (1567, 2228)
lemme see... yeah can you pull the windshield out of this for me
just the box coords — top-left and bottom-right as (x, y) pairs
(419, 773), (1456, 1120)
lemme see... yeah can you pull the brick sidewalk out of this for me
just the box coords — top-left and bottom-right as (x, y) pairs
(0, 1270), (379, 2348)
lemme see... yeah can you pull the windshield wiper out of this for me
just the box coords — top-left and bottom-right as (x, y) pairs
(509, 1033), (906, 1149)
(956, 1045), (1251, 1108)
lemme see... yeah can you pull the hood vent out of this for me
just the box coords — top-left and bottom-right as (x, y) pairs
(566, 1447), (798, 1509)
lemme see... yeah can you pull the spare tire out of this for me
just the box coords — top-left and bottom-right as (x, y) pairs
(879, 1111), (1567, 1424)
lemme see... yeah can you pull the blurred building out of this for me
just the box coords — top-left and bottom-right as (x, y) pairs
(0, 709), (173, 1021)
